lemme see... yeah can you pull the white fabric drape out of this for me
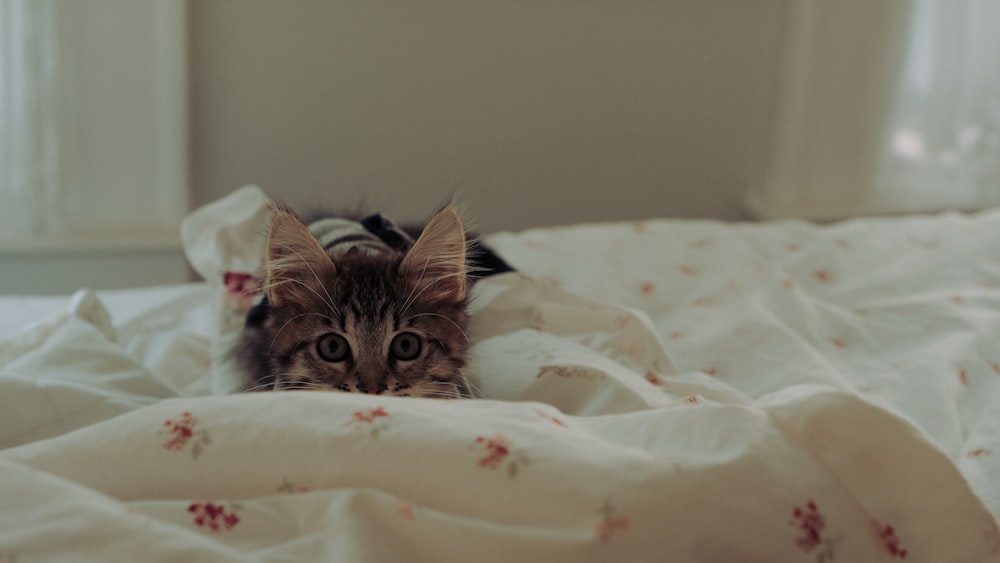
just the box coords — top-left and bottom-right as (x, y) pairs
(874, 0), (1000, 212)
(747, 0), (1000, 220)
(0, 0), (66, 240)
(0, 0), (186, 250)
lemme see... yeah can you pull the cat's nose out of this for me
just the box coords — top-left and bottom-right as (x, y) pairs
(365, 388), (378, 395)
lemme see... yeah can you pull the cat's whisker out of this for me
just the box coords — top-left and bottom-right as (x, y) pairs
(398, 270), (427, 317)
(277, 384), (332, 392)
(405, 379), (474, 399)
(267, 239), (340, 314)
(399, 275), (439, 314)
(461, 377), (484, 399)
(405, 312), (470, 343)
(400, 255), (449, 315)
(266, 313), (334, 356)
(415, 390), (465, 399)
(261, 277), (337, 317)
(399, 272), (466, 317)
(271, 264), (340, 317)
(242, 382), (278, 393)
(270, 375), (334, 392)
(441, 376), (482, 399)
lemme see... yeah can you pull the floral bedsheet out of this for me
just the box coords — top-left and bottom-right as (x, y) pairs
(1, 188), (999, 561)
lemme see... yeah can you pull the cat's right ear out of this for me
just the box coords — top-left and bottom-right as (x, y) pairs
(400, 206), (468, 302)
(264, 207), (335, 307)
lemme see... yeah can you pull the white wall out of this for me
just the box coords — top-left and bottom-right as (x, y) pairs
(0, 246), (191, 294)
(189, 0), (785, 232)
(2, 1), (787, 295)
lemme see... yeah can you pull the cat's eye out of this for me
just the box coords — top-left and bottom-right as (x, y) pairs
(316, 333), (351, 362)
(390, 332), (422, 361)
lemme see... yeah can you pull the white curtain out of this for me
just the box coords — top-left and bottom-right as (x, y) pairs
(875, 0), (1000, 212)
(0, 0), (66, 240)
(747, 0), (1000, 220)
(0, 0), (187, 249)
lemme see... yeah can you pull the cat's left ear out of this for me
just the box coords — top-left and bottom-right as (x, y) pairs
(400, 206), (467, 302)
(265, 207), (336, 307)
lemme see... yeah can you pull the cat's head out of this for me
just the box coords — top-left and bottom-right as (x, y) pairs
(249, 206), (475, 398)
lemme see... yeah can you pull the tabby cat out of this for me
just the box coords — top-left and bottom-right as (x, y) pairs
(236, 205), (511, 398)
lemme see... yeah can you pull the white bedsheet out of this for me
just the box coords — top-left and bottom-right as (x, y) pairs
(2, 198), (1000, 561)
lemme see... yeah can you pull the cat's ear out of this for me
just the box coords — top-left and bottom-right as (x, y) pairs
(400, 206), (468, 302)
(264, 208), (335, 307)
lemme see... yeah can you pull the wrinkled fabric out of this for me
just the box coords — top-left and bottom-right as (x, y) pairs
(2, 197), (1000, 561)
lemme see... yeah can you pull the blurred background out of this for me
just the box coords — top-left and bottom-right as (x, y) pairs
(187, 1), (782, 228)
(1, 0), (997, 292)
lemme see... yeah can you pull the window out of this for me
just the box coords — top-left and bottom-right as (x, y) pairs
(0, 0), (187, 249)
(746, 0), (1000, 220)
(0, 0), (189, 293)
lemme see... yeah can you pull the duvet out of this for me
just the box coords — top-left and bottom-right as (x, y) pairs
(1, 188), (999, 561)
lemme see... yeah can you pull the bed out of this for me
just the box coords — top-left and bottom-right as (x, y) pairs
(2, 187), (999, 561)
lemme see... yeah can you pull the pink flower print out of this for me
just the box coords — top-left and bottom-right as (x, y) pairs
(645, 371), (662, 385)
(474, 434), (529, 478)
(595, 502), (630, 542)
(348, 406), (390, 438)
(188, 501), (241, 533)
(640, 282), (656, 295)
(958, 369), (969, 386)
(873, 521), (908, 559)
(832, 337), (849, 349)
(475, 434), (510, 469)
(223, 272), (262, 314)
(791, 500), (837, 561)
(793, 501), (825, 552)
(162, 412), (194, 449)
(537, 365), (602, 381)
(536, 410), (570, 428)
(684, 395), (700, 405)
(633, 222), (647, 234)
(814, 270), (833, 283)
(351, 406), (389, 424)
(397, 501), (416, 520)
(678, 264), (699, 276)
(691, 238), (713, 249)
(161, 412), (211, 459)
(967, 448), (991, 459)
